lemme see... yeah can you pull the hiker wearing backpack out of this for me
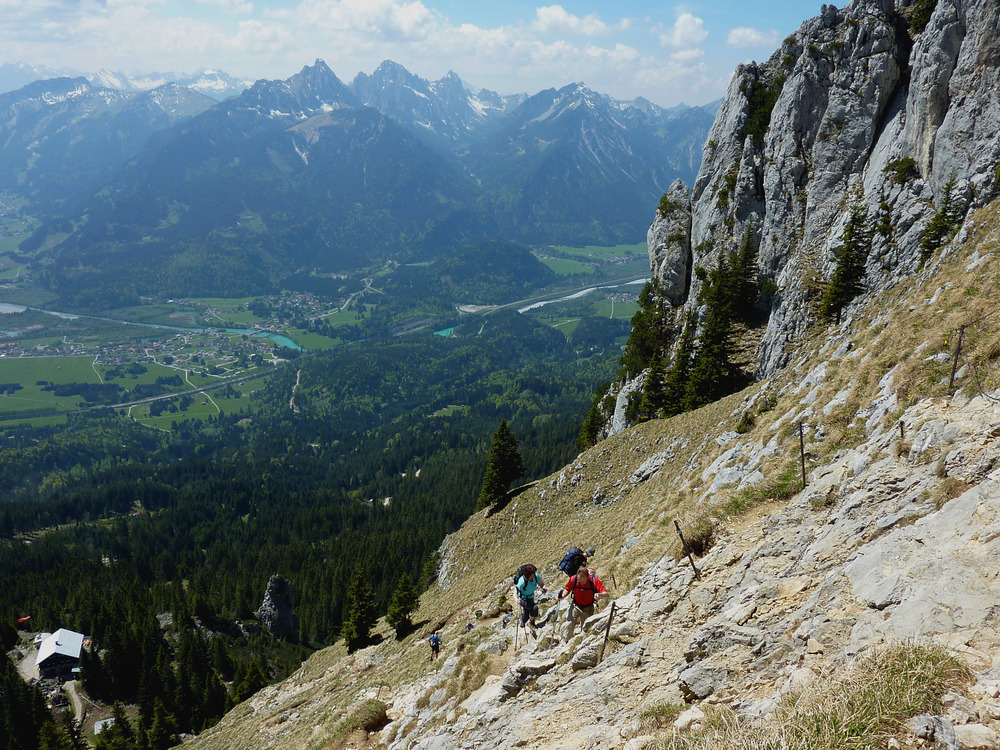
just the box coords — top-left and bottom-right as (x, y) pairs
(428, 631), (442, 661)
(558, 545), (595, 577)
(556, 565), (608, 640)
(515, 564), (547, 631)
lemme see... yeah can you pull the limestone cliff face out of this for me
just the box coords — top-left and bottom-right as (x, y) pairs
(646, 179), (692, 308)
(645, 0), (1000, 390)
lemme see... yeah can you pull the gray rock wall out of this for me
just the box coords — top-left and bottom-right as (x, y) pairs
(653, 0), (1000, 384)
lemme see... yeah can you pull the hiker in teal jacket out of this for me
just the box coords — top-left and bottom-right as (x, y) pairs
(515, 564), (547, 629)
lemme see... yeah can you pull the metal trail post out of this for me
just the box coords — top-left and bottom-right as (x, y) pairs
(674, 520), (701, 579)
(799, 422), (807, 489)
(949, 325), (966, 394)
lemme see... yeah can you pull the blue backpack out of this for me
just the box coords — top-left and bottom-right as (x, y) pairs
(558, 547), (585, 576)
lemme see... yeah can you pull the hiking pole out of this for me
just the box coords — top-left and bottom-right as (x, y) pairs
(513, 595), (519, 652)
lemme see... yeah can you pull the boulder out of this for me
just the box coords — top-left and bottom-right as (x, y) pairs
(679, 664), (728, 702)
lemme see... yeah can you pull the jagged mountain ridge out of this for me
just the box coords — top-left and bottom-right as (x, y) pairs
(37, 68), (485, 301)
(349, 60), (525, 153)
(464, 82), (714, 244)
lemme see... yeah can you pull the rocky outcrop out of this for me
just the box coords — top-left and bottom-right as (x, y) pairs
(256, 575), (299, 643)
(694, 0), (999, 380)
(647, 179), (692, 306)
(603, 0), (1000, 440)
(630, 0), (1000, 413)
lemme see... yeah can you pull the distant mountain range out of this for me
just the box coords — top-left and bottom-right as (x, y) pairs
(0, 78), (217, 214)
(0, 62), (251, 101)
(2, 59), (718, 307)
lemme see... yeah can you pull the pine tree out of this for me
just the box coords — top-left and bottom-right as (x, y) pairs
(145, 699), (179, 750)
(342, 565), (378, 653)
(730, 222), (761, 324)
(821, 204), (871, 321)
(234, 660), (267, 702)
(386, 572), (419, 638)
(38, 721), (76, 750)
(663, 311), (698, 417)
(635, 354), (667, 421)
(475, 419), (525, 510)
(618, 280), (667, 378)
(95, 703), (138, 750)
(686, 256), (741, 408)
(919, 178), (964, 267)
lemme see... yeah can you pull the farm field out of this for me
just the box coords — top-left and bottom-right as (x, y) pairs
(536, 256), (594, 276)
(0, 355), (103, 418)
(593, 298), (640, 319)
(549, 242), (646, 258)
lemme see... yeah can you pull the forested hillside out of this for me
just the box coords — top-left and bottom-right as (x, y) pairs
(0, 310), (621, 747)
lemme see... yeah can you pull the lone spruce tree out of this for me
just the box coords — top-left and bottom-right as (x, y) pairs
(476, 419), (525, 511)
(341, 565), (378, 653)
(821, 204), (871, 322)
(386, 572), (419, 638)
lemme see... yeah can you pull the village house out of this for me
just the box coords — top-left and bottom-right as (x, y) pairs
(35, 628), (85, 680)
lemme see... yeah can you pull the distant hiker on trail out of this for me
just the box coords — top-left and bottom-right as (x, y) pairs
(515, 564), (547, 631)
(558, 546), (595, 577)
(428, 631), (442, 660)
(556, 565), (608, 640)
(465, 622), (474, 633)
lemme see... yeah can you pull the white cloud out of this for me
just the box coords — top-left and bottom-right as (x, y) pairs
(530, 5), (612, 37)
(0, 0), (728, 106)
(295, 0), (441, 41)
(670, 48), (704, 64)
(196, 0), (255, 15)
(727, 27), (780, 48)
(657, 13), (707, 49)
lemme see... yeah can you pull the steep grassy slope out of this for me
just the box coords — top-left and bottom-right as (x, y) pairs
(183, 198), (1000, 749)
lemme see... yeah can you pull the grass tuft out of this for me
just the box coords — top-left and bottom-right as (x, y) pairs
(329, 699), (389, 739)
(640, 701), (685, 730)
(661, 643), (971, 749)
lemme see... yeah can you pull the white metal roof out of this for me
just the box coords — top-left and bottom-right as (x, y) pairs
(35, 628), (85, 666)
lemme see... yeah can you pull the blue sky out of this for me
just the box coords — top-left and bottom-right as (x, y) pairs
(0, 0), (819, 107)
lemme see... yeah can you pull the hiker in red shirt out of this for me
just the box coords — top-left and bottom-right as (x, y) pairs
(556, 565), (608, 639)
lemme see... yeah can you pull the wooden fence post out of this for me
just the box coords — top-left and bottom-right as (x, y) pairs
(598, 601), (617, 664)
(949, 325), (966, 394)
(799, 422), (807, 489)
(674, 520), (701, 579)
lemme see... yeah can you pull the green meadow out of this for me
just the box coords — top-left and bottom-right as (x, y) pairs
(550, 242), (646, 258)
(536, 256), (594, 276)
(0, 355), (102, 419)
(593, 298), (640, 319)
